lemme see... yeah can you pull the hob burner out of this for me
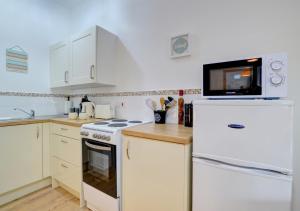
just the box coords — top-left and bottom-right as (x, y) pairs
(108, 123), (128, 127)
(128, 121), (143, 123)
(112, 119), (128, 122)
(94, 122), (110, 125)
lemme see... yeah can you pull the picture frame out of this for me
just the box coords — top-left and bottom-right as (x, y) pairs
(170, 33), (190, 58)
(6, 45), (28, 73)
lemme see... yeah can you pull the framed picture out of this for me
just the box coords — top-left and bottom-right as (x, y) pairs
(6, 45), (28, 73)
(170, 33), (190, 58)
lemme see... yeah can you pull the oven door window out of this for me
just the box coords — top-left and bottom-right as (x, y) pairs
(82, 139), (117, 198)
(203, 58), (262, 96)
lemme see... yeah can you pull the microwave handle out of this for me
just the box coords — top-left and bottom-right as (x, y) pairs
(85, 141), (111, 151)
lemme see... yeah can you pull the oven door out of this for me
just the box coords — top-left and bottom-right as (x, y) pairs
(203, 58), (262, 97)
(82, 138), (117, 198)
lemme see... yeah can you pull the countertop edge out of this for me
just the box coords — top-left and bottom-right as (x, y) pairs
(122, 124), (192, 145)
(0, 117), (98, 127)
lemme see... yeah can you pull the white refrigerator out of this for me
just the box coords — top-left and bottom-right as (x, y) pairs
(193, 100), (293, 211)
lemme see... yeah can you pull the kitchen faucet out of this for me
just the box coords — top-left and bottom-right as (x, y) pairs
(13, 108), (35, 119)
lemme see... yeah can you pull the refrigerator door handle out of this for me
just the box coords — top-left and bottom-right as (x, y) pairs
(195, 157), (291, 178)
(228, 123), (245, 129)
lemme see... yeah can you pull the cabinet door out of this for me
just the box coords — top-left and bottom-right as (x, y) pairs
(50, 41), (70, 88)
(0, 124), (43, 194)
(122, 136), (186, 211)
(52, 157), (81, 193)
(70, 27), (97, 85)
(42, 123), (50, 178)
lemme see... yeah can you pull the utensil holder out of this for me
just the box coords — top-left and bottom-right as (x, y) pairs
(154, 110), (166, 124)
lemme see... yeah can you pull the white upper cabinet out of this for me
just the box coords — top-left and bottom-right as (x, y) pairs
(50, 41), (70, 88)
(49, 25), (117, 88)
(71, 27), (96, 85)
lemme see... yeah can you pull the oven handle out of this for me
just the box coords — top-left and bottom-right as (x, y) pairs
(85, 141), (111, 151)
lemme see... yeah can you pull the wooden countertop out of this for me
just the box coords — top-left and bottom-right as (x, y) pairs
(0, 116), (101, 127)
(0, 118), (49, 127)
(122, 123), (193, 145)
(50, 118), (99, 127)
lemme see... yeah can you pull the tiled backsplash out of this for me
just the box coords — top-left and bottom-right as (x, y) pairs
(0, 96), (65, 118)
(0, 89), (201, 98)
(72, 94), (201, 123)
(0, 88), (201, 123)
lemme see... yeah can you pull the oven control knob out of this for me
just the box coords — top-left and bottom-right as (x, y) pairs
(106, 136), (111, 141)
(80, 131), (89, 136)
(92, 134), (97, 138)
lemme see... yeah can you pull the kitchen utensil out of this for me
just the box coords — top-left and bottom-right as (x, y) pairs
(95, 104), (114, 119)
(167, 96), (175, 103)
(81, 102), (96, 118)
(165, 97), (177, 110)
(146, 98), (157, 111)
(160, 97), (165, 110)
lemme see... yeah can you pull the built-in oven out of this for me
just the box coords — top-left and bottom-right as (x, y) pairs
(82, 138), (117, 198)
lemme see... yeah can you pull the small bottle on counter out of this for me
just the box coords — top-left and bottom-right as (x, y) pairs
(184, 103), (193, 127)
(64, 96), (73, 115)
(178, 90), (184, 125)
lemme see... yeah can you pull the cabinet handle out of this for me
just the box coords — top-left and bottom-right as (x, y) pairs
(60, 127), (68, 131)
(64, 71), (67, 83)
(126, 141), (130, 160)
(61, 139), (68, 144)
(61, 163), (69, 168)
(36, 126), (40, 140)
(65, 71), (69, 83)
(90, 65), (95, 79)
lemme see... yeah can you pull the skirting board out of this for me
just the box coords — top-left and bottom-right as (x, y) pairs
(0, 177), (52, 206)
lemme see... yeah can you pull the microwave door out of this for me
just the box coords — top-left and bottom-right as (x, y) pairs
(203, 58), (262, 97)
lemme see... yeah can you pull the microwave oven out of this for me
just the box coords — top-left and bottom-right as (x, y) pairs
(202, 53), (288, 99)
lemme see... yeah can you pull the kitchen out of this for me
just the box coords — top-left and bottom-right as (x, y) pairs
(0, 0), (299, 211)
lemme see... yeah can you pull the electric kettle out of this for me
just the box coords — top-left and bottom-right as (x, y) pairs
(81, 102), (96, 118)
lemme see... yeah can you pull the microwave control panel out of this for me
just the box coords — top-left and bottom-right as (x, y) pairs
(264, 53), (288, 98)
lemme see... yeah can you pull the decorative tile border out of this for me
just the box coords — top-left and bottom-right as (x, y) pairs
(72, 89), (201, 98)
(0, 89), (201, 98)
(0, 91), (67, 98)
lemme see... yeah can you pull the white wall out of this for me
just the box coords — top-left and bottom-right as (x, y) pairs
(69, 0), (300, 210)
(0, 0), (71, 92)
(0, 0), (71, 117)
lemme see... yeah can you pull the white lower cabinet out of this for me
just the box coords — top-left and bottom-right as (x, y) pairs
(52, 158), (81, 193)
(52, 135), (81, 165)
(0, 124), (43, 195)
(50, 123), (82, 201)
(122, 136), (192, 211)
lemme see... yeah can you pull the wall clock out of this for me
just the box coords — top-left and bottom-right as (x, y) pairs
(170, 33), (190, 58)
